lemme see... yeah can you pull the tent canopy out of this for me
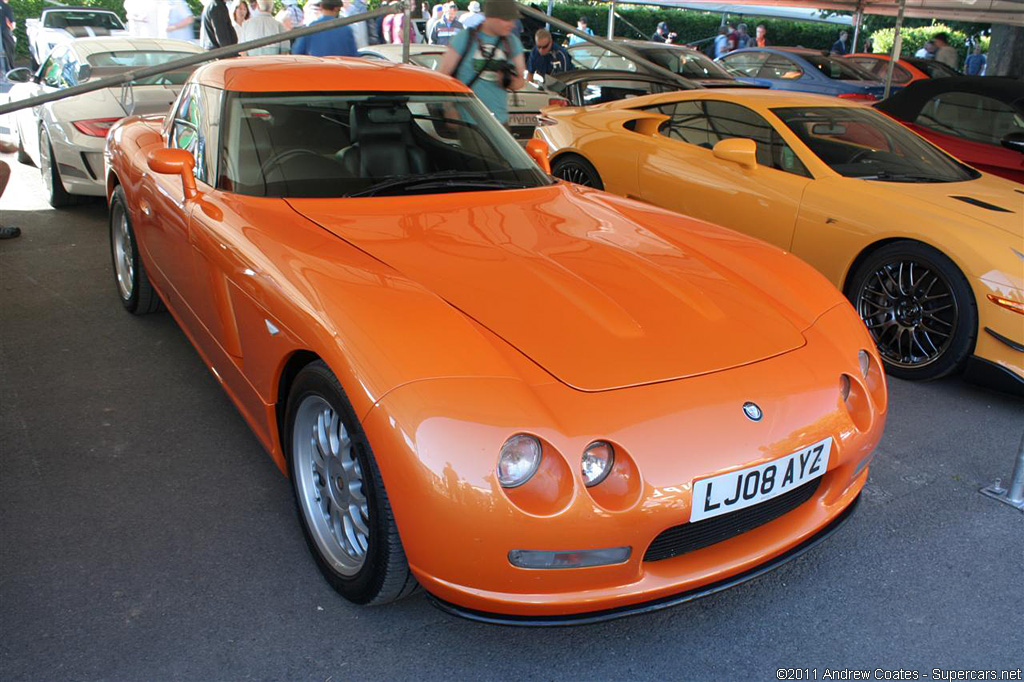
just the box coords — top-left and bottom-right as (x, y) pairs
(623, 2), (855, 23)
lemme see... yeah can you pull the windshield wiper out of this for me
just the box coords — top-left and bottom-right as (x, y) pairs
(853, 169), (949, 183)
(344, 171), (529, 198)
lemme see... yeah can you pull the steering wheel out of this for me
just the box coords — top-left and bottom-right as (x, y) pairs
(259, 148), (324, 176)
(847, 148), (877, 164)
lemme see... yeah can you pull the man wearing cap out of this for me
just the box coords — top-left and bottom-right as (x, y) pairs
(651, 21), (673, 43)
(439, 0), (525, 125)
(525, 28), (573, 83)
(461, 1), (484, 29)
(430, 3), (463, 46)
(292, 0), (358, 56)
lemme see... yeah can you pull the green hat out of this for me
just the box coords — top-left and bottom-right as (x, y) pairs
(485, 0), (518, 20)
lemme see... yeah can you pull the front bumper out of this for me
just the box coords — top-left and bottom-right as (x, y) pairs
(429, 492), (861, 626)
(972, 281), (1024, 397)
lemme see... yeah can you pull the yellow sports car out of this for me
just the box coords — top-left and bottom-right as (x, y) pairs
(536, 90), (1023, 394)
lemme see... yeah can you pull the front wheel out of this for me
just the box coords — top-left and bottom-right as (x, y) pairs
(39, 127), (77, 208)
(109, 186), (162, 314)
(551, 154), (604, 190)
(847, 241), (976, 381)
(286, 361), (419, 605)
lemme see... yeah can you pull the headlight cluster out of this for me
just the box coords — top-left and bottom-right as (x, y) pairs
(497, 435), (616, 489)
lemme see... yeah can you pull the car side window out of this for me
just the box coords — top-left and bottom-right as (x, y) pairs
(654, 101), (714, 148)
(170, 84), (222, 185)
(914, 92), (1024, 146)
(758, 56), (802, 80)
(719, 51), (767, 78)
(40, 48), (67, 88)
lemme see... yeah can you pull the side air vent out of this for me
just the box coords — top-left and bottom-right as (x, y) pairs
(949, 196), (1014, 213)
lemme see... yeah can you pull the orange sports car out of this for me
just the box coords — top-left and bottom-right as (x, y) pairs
(536, 89), (1024, 394)
(105, 56), (886, 624)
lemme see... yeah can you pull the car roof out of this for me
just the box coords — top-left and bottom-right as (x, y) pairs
(358, 44), (445, 58)
(727, 47), (828, 59)
(551, 69), (680, 85)
(193, 56), (470, 93)
(70, 37), (203, 58)
(42, 6), (120, 13)
(614, 39), (703, 54)
(874, 76), (1024, 118)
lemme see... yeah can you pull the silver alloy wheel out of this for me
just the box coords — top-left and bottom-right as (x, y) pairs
(855, 259), (958, 369)
(39, 130), (53, 196)
(293, 395), (370, 576)
(111, 202), (135, 300)
(556, 161), (595, 187)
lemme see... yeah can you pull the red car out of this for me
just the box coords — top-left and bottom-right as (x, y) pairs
(875, 76), (1024, 183)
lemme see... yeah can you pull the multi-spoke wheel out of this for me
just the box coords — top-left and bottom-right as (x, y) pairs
(39, 127), (77, 208)
(551, 154), (604, 190)
(848, 241), (976, 381)
(285, 361), (419, 605)
(109, 186), (162, 314)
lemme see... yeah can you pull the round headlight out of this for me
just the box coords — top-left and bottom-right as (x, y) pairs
(497, 434), (542, 488)
(858, 349), (871, 378)
(581, 441), (615, 487)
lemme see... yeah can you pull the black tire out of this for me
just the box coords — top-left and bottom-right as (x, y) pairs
(551, 154), (605, 190)
(846, 241), (977, 381)
(40, 127), (78, 208)
(285, 361), (419, 605)
(16, 131), (32, 166)
(109, 186), (162, 314)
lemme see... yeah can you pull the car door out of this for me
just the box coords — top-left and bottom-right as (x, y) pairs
(909, 90), (1024, 180)
(637, 99), (813, 249)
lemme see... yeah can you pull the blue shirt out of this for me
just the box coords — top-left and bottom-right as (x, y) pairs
(568, 27), (592, 46)
(449, 28), (524, 123)
(964, 53), (985, 76)
(527, 44), (573, 77)
(292, 16), (358, 57)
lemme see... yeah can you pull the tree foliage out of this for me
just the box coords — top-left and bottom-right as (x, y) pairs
(868, 23), (974, 63)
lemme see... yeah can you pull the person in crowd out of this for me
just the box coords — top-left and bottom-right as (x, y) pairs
(231, 0), (251, 33)
(568, 15), (592, 46)
(430, 3), (463, 46)
(964, 45), (986, 76)
(277, 0), (304, 31)
(343, 0), (369, 48)
(426, 4), (444, 41)
(383, 3), (418, 44)
(755, 23), (767, 47)
(439, 0), (525, 126)
(2, 0), (16, 76)
(304, 0), (322, 27)
(201, 0), (238, 48)
(863, 37), (873, 53)
(831, 29), (849, 56)
(124, 0), (158, 38)
(735, 23), (751, 49)
(461, 1), (484, 29)
(932, 32), (958, 69)
(525, 27), (572, 83)
(292, 0), (357, 56)
(239, 0), (285, 54)
(0, 140), (20, 240)
(914, 40), (936, 59)
(651, 21), (673, 43)
(713, 25), (731, 58)
(163, 0), (195, 42)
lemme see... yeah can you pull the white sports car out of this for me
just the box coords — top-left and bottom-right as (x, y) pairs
(7, 37), (202, 207)
(26, 7), (129, 69)
(358, 43), (567, 140)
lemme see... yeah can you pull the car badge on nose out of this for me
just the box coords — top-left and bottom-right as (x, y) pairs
(742, 402), (763, 422)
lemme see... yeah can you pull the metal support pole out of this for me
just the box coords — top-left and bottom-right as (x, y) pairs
(852, 6), (863, 53)
(546, 0), (553, 30)
(402, 1), (411, 64)
(882, 0), (906, 100)
(516, 3), (696, 91)
(607, 1), (616, 40)
(980, 432), (1024, 512)
(0, 5), (394, 117)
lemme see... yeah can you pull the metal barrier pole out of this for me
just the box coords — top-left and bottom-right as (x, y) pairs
(980, 431), (1024, 512)
(882, 0), (906, 100)
(515, 2), (697, 91)
(0, 5), (394, 117)
(402, 1), (411, 64)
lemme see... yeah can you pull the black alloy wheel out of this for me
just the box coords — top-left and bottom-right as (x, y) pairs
(847, 241), (976, 381)
(551, 155), (605, 190)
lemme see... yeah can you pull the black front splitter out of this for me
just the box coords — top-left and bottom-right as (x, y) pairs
(426, 493), (861, 627)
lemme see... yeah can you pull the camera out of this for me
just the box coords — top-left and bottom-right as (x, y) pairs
(498, 62), (518, 89)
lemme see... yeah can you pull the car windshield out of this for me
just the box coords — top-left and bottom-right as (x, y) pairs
(801, 54), (874, 80)
(409, 53), (444, 70)
(219, 92), (552, 198)
(43, 10), (124, 30)
(569, 45), (732, 80)
(86, 51), (197, 85)
(773, 106), (979, 182)
(906, 58), (959, 78)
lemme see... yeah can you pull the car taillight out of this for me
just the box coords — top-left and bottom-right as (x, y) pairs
(72, 118), (121, 137)
(547, 97), (569, 107)
(838, 92), (878, 102)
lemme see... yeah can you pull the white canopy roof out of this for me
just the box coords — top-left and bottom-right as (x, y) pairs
(647, 0), (1024, 25)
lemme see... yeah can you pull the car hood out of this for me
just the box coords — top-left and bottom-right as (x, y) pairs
(287, 184), (808, 391)
(866, 175), (1023, 239)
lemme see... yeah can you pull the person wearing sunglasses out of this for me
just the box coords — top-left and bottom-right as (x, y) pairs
(525, 28), (573, 83)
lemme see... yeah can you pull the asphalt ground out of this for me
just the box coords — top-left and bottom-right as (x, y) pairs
(1, 137), (1022, 680)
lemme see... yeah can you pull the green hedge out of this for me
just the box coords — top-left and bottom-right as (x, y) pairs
(868, 23), (971, 64)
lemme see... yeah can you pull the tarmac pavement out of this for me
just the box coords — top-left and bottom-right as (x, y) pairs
(1, 146), (1021, 681)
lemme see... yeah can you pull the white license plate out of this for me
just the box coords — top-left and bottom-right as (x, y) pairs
(508, 113), (538, 127)
(690, 437), (832, 522)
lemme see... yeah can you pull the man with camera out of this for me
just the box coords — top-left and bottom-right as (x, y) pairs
(439, 0), (525, 126)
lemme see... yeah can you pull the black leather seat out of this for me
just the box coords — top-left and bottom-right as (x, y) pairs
(338, 105), (428, 179)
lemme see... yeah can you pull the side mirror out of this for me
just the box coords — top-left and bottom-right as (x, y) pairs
(77, 64), (92, 82)
(712, 138), (758, 170)
(147, 147), (198, 199)
(5, 67), (33, 83)
(525, 138), (551, 174)
(1001, 132), (1024, 154)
